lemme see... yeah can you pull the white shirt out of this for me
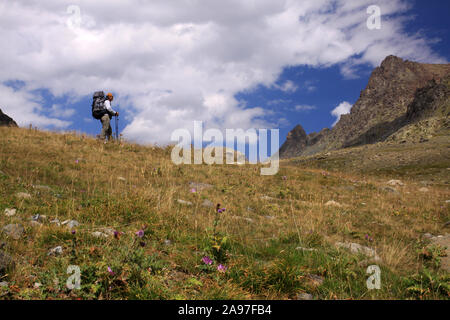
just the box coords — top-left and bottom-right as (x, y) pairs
(104, 100), (116, 114)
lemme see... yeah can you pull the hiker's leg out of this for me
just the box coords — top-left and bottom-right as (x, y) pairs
(106, 116), (112, 141)
(100, 114), (110, 140)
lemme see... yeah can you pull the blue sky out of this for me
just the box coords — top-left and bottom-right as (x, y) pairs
(0, 0), (448, 156)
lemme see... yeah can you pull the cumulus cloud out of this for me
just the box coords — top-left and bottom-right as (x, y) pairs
(331, 101), (353, 126)
(0, 0), (446, 144)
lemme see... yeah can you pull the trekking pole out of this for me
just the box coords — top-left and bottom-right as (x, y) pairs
(115, 115), (119, 141)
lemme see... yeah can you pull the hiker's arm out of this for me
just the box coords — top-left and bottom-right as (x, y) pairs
(104, 100), (117, 115)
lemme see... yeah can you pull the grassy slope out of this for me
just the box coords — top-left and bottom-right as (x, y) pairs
(0, 127), (449, 300)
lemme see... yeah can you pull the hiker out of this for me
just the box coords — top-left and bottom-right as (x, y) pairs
(92, 92), (119, 142)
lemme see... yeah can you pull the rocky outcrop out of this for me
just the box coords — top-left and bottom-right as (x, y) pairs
(280, 56), (450, 159)
(0, 109), (18, 127)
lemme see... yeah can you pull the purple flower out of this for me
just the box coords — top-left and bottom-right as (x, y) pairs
(75, 159), (79, 164)
(190, 188), (196, 193)
(107, 266), (115, 275)
(282, 176), (287, 180)
(217, 264), (227, 273)
(217, 208), (226, 213)
(202, 256), (213, 265)
(136, 230), (144, 238)
(71, 230), (76, 235)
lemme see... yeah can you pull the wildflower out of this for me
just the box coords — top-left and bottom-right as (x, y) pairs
(107, 266), (115, 276)
(202, 256), (213, 265)
(75, 159), (79, 164)
(139, 241), (146, 247)
(71, 230), (76, 235)
(282, 176), (287, 180)
(190, 188), (196, 193)
(136, 230), (144, 238)
(217, 208), (226, 213)
(217, 264), (227, 273)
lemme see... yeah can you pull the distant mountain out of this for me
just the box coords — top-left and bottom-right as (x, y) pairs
(0, 109), (18, 127)
(279, 55), (450, 159)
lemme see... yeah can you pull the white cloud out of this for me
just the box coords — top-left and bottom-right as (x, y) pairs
(295, 105), (317, 112)
(331, 101), (353, 126)
(0, 0), (446, 144)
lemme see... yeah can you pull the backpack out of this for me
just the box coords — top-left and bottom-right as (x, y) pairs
(92, 91), (107, 119)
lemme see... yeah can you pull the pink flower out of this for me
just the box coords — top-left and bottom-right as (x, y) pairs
(217, 264), (227, 273)
(75, 159), (79, 164)
(190, 188), (196, 193)
(107, 266), (115, 275)
(136, 230), (144, 238)
(202, 256), (213, 265)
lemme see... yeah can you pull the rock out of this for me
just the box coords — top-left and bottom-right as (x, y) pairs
(31, 214), (46, 222)
(0, 281), (8, 288)
(427, 234), (450, 272)
(33, 282), (42, 289)
(387, 180), (404, 186)
(419, 187), (429, 192)
(50, 219), (61, 226)
(201, 199), (214, 208)
(264, 215), (275, 220)
(48, 246), (63, 256)
(0, 251), (15, 276)
(306, 274), (324, 286)
(30, 220), (43, 227)
(335, 242), (381, 262)
(118, 177), (126, 181)
(4, 208), (16, 217)
(260, 195), (275, 201)
(325, 200), (342, 207)
(423, 233), (433, 239)
(61, 220), (79, 229)
(0, 109), (18, 127)
(382, 187), (400, 194)
(188, 182), (213, 191)
(33, 185), (52, 191)
(177, 199), (193, 206)
(296, 293), (313, 300)
(296, 247), (318, 252)
(91, 231), (108, 238)
(99, 228), (115, 236)
(446, 200), (450, 204)
(2, 224), (24, 240)
(16, 192), (31, 199)
(164, 239), (172, 246)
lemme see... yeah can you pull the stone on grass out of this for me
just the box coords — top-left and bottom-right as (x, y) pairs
(296, 293), (313, 300)
(48, 246), (63, 256)
(201, 199), (214, 208)
(0, 281), (8, 288)
(2, 224), (24, 240)
(61, 220), (80, 229)
(15, 192), (31, 199)
(4, 208), (16, 217)
(118, 177), (126, 181)
(325, 200), (342, 208)
(30, 220), (43, 227)
(419, 187), (429, 193)
(335, 242), (381, 262)
(177, 199), (193, 206)
(427, 234), (450, 272)
(0, 251), (15, 276)
(91, 231), (108, 238)
(387, 180), (404, 186)
(188, 182), (213, 191)
(50, 219), (61, 226)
